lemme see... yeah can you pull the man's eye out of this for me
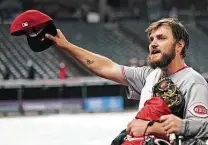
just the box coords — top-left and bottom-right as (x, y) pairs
(159, 37), (165, 40)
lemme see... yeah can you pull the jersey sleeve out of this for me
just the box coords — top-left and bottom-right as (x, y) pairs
(121, 65), (153, 100)
(179, 119), (208, 139)
(182, 139), (207, 145)
(183, 83), (208, 119)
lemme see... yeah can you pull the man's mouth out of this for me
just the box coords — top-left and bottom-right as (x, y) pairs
(151, 49), (161, 55)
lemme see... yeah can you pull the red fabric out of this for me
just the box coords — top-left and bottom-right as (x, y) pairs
(136, 97), (171, 120)
(173, 65), (189, 74)
(10, 10), (52, 36)
(122, 139), (144, 145)
(122, 97), (172, 145)
(59, 67), (67, 80)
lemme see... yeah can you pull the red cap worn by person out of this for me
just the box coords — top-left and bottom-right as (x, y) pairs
(10, 10), (57, 52)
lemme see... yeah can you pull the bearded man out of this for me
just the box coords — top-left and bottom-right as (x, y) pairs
(45, 18), (208, 145)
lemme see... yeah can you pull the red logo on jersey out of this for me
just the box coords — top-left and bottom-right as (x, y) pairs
(194, 105), (207, 115)
(189, 103), (208, 118)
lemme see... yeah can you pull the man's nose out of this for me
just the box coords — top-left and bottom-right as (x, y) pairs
(150, 40), (158, 49)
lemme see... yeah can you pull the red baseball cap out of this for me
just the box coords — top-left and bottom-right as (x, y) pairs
(10, 10), (57, 52)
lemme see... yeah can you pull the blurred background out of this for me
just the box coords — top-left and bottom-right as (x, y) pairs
(0, 0), (208, 144)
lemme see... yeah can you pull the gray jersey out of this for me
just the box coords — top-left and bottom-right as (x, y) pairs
(121, 65), (208, 143)
(179, 119), (208, 145)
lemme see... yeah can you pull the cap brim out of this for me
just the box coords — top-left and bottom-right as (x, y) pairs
(27, 21), (57, 52)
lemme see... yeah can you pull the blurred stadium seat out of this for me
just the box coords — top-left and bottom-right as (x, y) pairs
(0, 24), (90, 79)
(0, 22), (149, 80)
(56, 22), (148, 65)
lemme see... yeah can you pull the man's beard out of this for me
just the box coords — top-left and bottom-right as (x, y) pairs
(147, 46), (176, 69)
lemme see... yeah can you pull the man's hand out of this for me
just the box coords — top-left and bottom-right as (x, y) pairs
(126, 119), (149, 137)
(160, 114), (182, 134)
(45, 29), (70, 49)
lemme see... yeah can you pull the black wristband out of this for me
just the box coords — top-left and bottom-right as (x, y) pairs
(147, 120), (156, 127)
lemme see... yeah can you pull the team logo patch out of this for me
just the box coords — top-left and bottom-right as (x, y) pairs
(22, 22), (28, 27)
(188, 102), (208, 118)
(160, 81), (168, 89)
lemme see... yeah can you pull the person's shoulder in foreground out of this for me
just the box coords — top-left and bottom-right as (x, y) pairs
(172, 67), (208, 87)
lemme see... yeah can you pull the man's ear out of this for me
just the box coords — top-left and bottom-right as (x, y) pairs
(176, 40), (185, 53)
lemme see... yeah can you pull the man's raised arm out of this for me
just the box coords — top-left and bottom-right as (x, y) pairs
(45, 29), (126, 85)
